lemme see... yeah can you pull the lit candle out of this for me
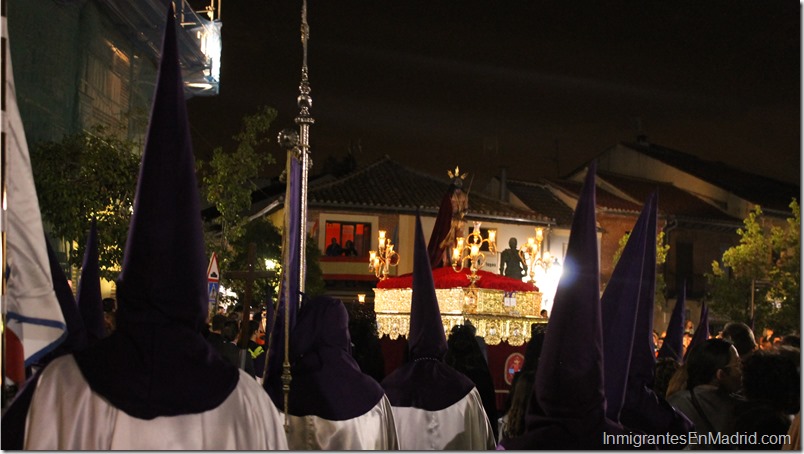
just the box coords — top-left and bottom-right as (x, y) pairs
(379, 230), (386, 241)
(535, 227), (544, 242)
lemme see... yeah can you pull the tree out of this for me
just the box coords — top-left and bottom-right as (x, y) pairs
(320, 141), (359, 177)
(199, 106), (277, 274)
(200, 105), (324, 308)
(612, 230), (670, 308)
(222, 217), (324, 312)
(30, 126), (140, 281)
(707, 200), (800, 334)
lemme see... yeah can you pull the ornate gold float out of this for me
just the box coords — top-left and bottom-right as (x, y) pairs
(374, 268), (544, 346)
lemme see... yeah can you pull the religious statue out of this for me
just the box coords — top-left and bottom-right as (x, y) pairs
(500, 237), (526, 279)
(427, 166), (469, 268)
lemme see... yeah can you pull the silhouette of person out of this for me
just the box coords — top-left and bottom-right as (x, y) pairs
(500, 237), (526, 279)
(342, 240), (358, 256)
(326, 238), (342, 256)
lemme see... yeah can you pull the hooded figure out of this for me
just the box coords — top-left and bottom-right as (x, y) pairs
(684, 302), (710, 362)
(501, 162), (642, 450)
(600, 193), (655, 424)
(76, 220), (106, 343)
(275, 295), (399, 449)
(381, 212), (496, 450)
(42, 236), (90, 361)
(21, 6), (287, 450)
(1, 237), (89, 450)
(657, 282), (686, 362)
(601, 193), (694, 444)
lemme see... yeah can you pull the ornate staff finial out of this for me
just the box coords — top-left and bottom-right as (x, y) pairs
(301, 0), (309, 55)
(298, 0), (312, 119)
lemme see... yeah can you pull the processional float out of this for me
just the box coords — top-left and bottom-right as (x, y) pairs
(372, 169), (546, 347)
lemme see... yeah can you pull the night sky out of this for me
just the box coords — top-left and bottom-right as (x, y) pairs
(186, 0), (801, 187)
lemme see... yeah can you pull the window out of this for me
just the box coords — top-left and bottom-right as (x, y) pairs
(324, 221), (371, 257)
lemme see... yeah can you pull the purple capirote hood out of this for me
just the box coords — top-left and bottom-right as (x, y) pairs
(73, 5), (238, 420)
(503, 162), (646, 449)
(381, 212), (474, 410)
(76, 220), (105, 343)
(286, 295), (386, 420)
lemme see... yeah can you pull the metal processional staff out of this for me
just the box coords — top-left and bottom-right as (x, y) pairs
(272, 0), (314, 428)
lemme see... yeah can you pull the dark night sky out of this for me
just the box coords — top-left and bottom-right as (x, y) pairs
(186, 0), (801, 187)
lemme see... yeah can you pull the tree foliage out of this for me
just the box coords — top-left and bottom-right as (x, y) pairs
(320, 141), (359, 177)
(30, 126), (140, 281)
(707, 200), (800, 334)
(199, 106), (277, 273)
(199, 105), (324, 309)
(221, 217), (324, 311)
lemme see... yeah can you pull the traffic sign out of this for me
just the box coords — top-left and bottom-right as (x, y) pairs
(207, 252), (220, 282)
(207, 253), (220, 305)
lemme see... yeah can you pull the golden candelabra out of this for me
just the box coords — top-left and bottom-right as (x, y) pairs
(369, 230), (399, 280)
(518, 227), (553, 285)
(452, 221), (497, 287)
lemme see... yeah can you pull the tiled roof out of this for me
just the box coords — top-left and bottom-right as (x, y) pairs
(597, 172), (741, 225)
(504, 179), (575, 227)
(255, 156), (551, 223)
(545, 178), (644, 214)
(621, 142), (799, 213)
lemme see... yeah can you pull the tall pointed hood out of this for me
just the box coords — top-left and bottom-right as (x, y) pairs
(617, 196), (696, 440)
(381, 212), (474, 410)
(657, 281), (686, 362)
(115, 11), (206, 329)
(502, 162), (634, 449)
(73, 5), (238, 420)
(627, 192), (658, 387)
(535, 161), (604, 422)
(410, 212), (448, 361)
(76, 220), (105, 343)
(601, 192), (655, 422)
(43, 237), (88, 358)
(684, 302), (709, 361)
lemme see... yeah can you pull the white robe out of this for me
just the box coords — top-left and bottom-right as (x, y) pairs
(281, 395), (400, 450)
(24, 355), (288, 450)
(390, 387), (496, 450)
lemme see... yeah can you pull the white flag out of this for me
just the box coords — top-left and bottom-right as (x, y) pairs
(2, 14), (66, 384)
